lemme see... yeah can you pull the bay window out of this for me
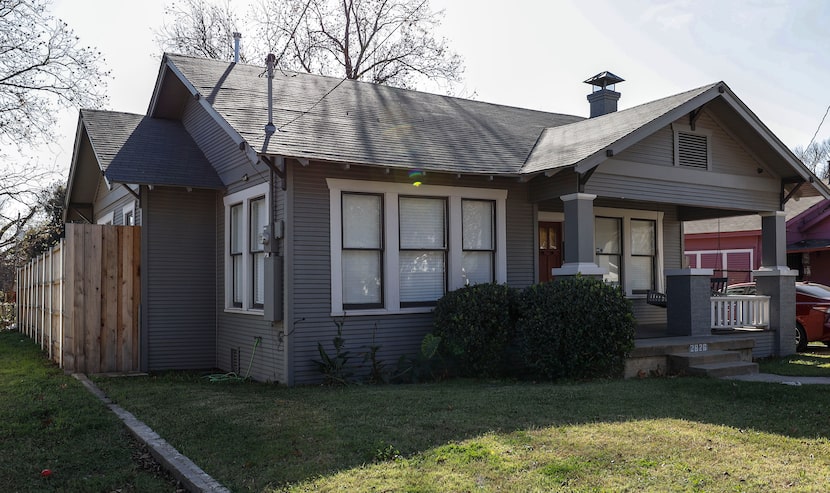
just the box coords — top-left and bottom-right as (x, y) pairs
(328, 179), (507, 315)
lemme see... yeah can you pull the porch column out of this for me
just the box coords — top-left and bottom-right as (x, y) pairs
(666, 269), (713, 337)
(552, 193), (604, 278)
(760, 211), (788, 270)
(756, 211), (797, 355)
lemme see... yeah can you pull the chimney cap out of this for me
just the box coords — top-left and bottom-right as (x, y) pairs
(584, 71), (624, 90)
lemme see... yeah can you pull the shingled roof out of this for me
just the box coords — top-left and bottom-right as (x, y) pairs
(145, 54), (828, 200)
(160, 54), (585, 175)
(81, 109), (223, 189)
(522, 83), (718, 174)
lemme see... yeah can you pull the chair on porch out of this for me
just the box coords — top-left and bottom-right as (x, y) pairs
(646, 277), (728, 308)
(710, 277), (728, 295)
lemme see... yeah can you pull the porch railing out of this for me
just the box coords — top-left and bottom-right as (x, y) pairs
(710, 295), (770, 330)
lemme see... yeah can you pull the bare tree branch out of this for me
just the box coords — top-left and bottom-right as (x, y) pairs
(0, 0), (110, 149)
(794, 138), (830, 181)
(159, 0), (463, 91)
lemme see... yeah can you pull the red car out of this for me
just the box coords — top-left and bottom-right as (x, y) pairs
(725, 281), (830, 351)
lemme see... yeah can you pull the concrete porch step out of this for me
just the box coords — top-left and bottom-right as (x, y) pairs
(668, 349), (741, 371)
(685, 360), (760, 378)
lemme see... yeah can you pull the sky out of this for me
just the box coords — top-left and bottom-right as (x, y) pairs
(28, 0), (830, 181)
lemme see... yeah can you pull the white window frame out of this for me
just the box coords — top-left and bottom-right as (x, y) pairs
(328, 178), (507, 316)
(538, 209), (665, 298)
(121, 201), (136, 226)
(223, 183), (269, 314)
(96, 211), (114, 225)
(595, 207), (665, 298)
(672, 123), (712, 170)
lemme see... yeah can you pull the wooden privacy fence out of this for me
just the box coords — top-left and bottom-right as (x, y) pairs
(17, 224), (141, 373)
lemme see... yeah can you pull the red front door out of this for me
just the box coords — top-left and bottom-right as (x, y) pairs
(538, 222), (562, 283)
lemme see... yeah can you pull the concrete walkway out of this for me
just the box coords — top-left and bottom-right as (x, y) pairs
(723, 373), (830, 385)
(73, 374), (230, 493)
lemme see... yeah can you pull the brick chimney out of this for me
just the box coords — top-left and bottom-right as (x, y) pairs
(585, 71), (624, 118)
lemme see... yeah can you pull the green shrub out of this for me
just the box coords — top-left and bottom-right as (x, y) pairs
(516, 277), (635, 380)
(432, 283), (517, 377)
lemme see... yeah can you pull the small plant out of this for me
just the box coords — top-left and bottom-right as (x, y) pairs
(312, 317), (353, 385)
(362, 323), (386, 384)
(393, 333), (444, 383)
(372, 442), (402, 462)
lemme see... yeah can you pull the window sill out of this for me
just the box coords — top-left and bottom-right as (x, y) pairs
(224, 308), (265, 316)
(331, 306), (434, 317)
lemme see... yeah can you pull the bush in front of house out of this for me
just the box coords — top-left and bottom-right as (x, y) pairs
(432, 283), (518, 378)
(515, 276), (635, 380)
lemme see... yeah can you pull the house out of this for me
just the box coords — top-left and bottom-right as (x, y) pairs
(684, 196), (830, 285)
(63, 54), (830, 384)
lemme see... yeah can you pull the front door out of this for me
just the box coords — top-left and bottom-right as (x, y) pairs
(538, 222), (562, 283)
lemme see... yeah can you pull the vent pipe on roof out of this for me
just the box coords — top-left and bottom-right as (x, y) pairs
(265, 53), (277, 134)
(233, 32), (242, 63)
(585, 71), (624, 118)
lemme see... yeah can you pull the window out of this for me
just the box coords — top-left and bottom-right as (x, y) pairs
(250, 197), (267, 308)
(122, 201), (136, 226)
(629, 219), (656, 293)
(342, 193), (383, 309)
(593, 208), (664, 297)
(399, 197), (447, 306)
(673, 123), (711, 170)
(595, 217), (621, 287)
(224, 183), (269, 312)
(96, 211), (114, 225)
(328, 179), (507, 315)
(462, 200), (495, 285)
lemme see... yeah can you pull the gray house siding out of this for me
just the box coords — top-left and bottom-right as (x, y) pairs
(177, 93), (288, 382)
(214, 192), (286, 384)
(287, 162), (532, 384)
(591, 112), (780, 212)
(92, 180), (139, 225)
(181, 98), (250, 191)
(144, 187), (217, 370)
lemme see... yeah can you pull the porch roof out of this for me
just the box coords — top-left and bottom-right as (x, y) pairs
(80, 109), (224, 190)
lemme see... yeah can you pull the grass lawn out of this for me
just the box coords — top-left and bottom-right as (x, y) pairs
(93, 360), (830, 492)
(0, 330), (178, 492)
(758, 344), (830, 376)
(9, 328), (830, 492)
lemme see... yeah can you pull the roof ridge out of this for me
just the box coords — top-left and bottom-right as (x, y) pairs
(164, 53), (585, 120)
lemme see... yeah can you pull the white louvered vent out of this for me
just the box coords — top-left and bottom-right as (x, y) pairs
(677, 132), (709, 169)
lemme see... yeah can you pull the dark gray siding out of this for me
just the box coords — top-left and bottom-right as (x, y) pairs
(593, 111), (780, 212)
(214, 193), (286, 383)
(145, 187), (217, 370)
(181, 98), (250, 191)
(179, 96), (287, 383)
(288, 163), (531, 384)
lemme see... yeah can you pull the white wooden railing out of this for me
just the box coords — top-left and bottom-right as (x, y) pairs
(710, 295), (770, 330)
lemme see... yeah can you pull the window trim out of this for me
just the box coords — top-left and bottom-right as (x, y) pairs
(121, 201), (136, 226)
(672, 123), (712, 170)
(328, 178), (507, 316)
(223, 183), (269, 314)
(594, 207), (664, 297)
(96, 211), (114, 225)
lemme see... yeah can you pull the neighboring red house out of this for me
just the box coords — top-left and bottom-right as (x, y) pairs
(684, 195), (830, 285)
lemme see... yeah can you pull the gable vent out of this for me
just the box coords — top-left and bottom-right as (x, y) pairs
(677, 132), (709, 169)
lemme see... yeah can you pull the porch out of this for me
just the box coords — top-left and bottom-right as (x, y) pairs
(627, 290), (776, 378)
